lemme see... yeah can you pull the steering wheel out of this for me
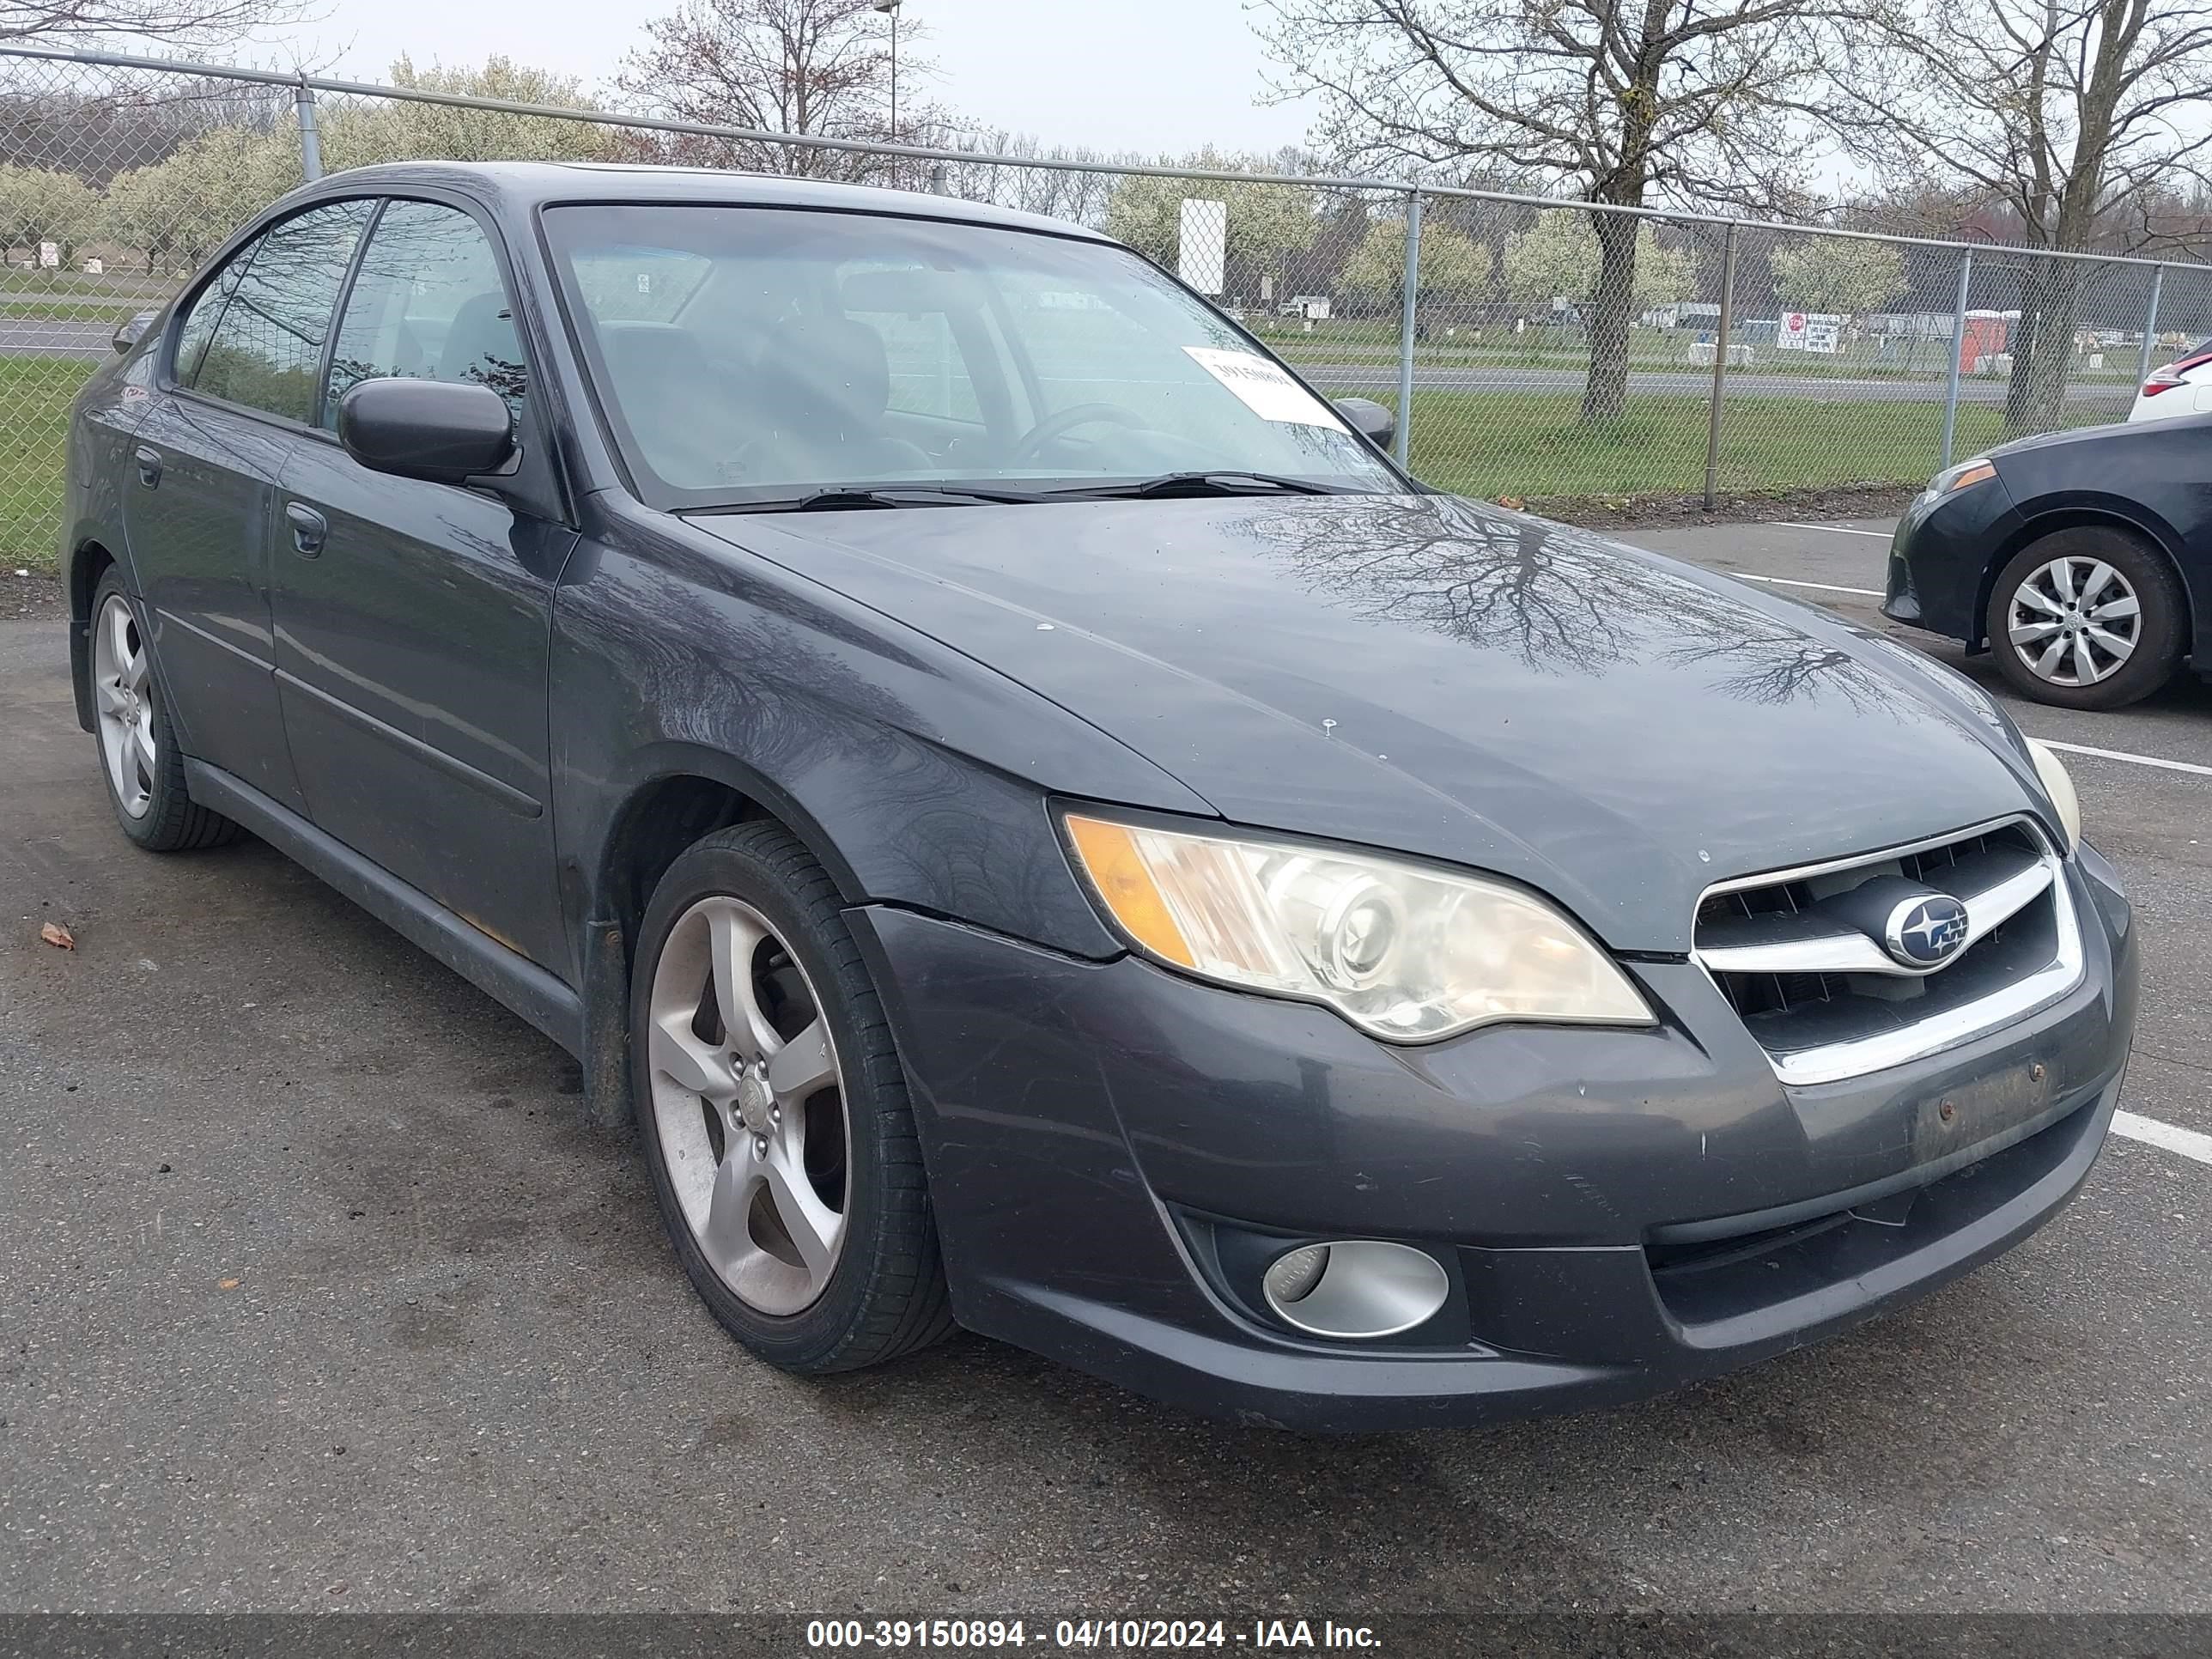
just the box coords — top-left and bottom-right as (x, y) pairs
(1009, 402), (1151, 468)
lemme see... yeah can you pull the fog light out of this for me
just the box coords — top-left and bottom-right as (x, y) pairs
(1264, 1243), (1331, 1304)
(1259, 1239), (1449, 1340)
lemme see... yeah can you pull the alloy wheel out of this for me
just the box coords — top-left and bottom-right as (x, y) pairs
(93, 592), (155, 817)
(646, 895), (850, 1316)
(2006, 556), (2141, 688)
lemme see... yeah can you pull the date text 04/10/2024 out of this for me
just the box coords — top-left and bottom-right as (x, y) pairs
(804, 1620), (1384, 1650)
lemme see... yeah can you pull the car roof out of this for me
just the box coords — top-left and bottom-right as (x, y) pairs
(303, 160), (1118, 245)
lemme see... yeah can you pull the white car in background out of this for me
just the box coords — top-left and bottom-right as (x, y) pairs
(2128, 337), (2212, 422)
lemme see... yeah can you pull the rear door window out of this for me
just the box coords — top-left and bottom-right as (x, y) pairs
(191, 198), (375, 424)
(169, 239), (258, 386)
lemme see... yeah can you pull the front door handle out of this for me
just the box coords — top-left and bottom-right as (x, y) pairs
(285, 501), (328, 556)
(133, 446), (161, 488)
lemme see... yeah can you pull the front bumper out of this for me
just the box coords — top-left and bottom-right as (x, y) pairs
(851, 849), (2136, 1432)
(1882, 477), (2021, 645)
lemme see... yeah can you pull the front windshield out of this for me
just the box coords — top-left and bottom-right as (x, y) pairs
(542, 203), (1401, 507)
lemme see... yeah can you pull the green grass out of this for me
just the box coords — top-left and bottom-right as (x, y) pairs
(1355, 387), (2132, 501)
(0, 299), (149, 320)
(0, 268), (178, 299)
(1, 356), (98, 573)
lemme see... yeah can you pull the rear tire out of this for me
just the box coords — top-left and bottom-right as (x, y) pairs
(629, 820), (953, 1375)
(1984, 528), (2185, 711)
(88, 568), (242, 851)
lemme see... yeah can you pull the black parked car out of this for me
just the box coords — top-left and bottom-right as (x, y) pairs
(1884, 412), (2212, 709)
(65, 164), (2135, 1431)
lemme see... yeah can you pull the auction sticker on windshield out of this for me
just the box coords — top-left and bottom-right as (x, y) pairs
(1182, 346), (1344, 428)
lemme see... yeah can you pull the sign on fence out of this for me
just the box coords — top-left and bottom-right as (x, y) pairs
(1776, 312), (1843, 354)
(1177, 198), (1226, 296)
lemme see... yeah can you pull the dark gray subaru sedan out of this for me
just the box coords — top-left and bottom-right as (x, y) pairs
(64, 163), (2134, 1430)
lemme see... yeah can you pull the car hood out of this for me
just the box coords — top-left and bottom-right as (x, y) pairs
(690, 494), (2046, 952)
(1989, 416), (2160, 461)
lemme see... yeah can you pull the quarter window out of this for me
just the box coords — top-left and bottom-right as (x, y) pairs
(325, 200), (527, 428)
(191, 199), (374, 423)
(169, 240), (257, 386)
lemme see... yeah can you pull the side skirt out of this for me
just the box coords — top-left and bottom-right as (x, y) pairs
(185, 757), (585, 1056)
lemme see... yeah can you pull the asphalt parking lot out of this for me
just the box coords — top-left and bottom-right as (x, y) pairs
(2, 519), (2207, 1615)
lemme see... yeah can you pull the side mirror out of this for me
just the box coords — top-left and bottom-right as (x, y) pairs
(1334, 396), (1395, 453)
(337, 378), (515, 486)
(113, 311), (158, 356)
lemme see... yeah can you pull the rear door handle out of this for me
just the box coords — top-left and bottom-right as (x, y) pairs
(285, 501), (328, 556)
(133, 446), (161, 488)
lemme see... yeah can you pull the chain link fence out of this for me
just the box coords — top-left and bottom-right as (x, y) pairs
(5, 42), (2211, 570)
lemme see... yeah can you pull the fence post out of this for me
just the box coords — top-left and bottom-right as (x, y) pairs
(1393, 190), (1422, 467)
(1702, 222), (1740, 510)
(1939, 249), (1973, 468)
(295, 79), (324, 182)
(2136, 265), (2165, 389)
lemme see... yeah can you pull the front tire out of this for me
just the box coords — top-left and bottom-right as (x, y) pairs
(88, 568), (240, 851)
(1984, 528), (2185, 710)
(629, 820), (953, 1374)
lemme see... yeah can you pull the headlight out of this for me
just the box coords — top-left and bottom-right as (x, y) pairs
(1925, 457), (1996, 497)
(2027, 738), (2081, 850)
(1062, 813), (1654, 1042)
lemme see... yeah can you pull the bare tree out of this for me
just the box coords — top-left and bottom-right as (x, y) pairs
(1255, 0), (1839, 422)
(906, 125), (1139, 228)
(615, 0), (919, 180)
(1817, 0), (2212, 434)
(2, 0), (310, 45)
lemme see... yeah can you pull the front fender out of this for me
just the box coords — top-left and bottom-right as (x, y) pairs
(548, 505), (1212, 961)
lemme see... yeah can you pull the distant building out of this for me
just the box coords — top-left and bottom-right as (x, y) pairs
(1642, 301), (1722, 328)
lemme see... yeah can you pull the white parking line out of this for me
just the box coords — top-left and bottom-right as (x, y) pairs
(2036, 739), (2212, 780)
(1734, 573), (1886, 599)
(2113, 1110), (2212, 1166)
(1771, 521), (1895, 538)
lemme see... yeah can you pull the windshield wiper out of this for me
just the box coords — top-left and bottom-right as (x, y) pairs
(709, 485), (1048, 514)
(1050, 471), (1348, 501)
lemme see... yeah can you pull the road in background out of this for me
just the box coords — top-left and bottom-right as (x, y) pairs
(0, 320), (124, 356)
(0, 526), (2205, 1613)
(1295, 363), (2133, 406)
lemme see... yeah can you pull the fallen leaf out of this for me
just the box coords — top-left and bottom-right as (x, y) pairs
(218, 1278), (240, 1290)
(39, 922), (74, 951)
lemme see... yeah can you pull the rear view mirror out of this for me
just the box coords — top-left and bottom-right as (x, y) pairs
(338, 378), (515, 486)
(112, 311), (157, 356)
(1334, 396), (1396, 453)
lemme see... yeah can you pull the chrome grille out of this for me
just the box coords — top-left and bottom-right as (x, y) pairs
(1693, 818), (2081, 1086)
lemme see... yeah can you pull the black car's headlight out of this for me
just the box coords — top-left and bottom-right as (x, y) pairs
(1062, 813), (1654, 1042)
(2027, 738), (2083, 850)
(1924, 457), (1996, 498)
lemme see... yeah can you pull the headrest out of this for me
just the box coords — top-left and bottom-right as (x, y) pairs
(438, 291), (520, 390)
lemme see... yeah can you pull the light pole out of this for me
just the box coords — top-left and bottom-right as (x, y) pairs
(873, 0), (902, 142)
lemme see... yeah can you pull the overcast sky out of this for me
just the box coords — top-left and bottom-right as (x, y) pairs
(286, 0), (1321, 158)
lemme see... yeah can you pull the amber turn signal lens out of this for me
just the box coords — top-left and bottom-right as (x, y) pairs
(1064, 815), (1195, 967)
